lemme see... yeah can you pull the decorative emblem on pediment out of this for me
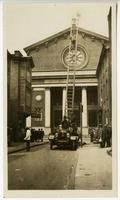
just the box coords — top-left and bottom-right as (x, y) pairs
(81, 33), (85, 38)
(45, 42), (48, 47)
(35, 46), (40, 52)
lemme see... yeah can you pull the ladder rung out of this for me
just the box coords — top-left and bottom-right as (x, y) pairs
(68, 85), (73, 87)
(68, 91), (73, 93)
(68, 93), (73, 95)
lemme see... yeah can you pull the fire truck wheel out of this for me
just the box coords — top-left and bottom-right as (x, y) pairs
(72, 141), (76, 150)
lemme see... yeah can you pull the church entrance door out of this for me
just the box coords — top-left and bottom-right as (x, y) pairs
(51, 88), (62, 131)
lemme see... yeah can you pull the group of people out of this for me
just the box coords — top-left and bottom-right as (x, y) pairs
(31, 128), (44, 142)
(101, 124), (112, 147)
(59, 115), (78, 135)
(24, 127), (45, 152)
(89, 124), (112, 148)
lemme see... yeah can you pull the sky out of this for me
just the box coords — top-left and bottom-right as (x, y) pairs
(3, 2), (111, 56)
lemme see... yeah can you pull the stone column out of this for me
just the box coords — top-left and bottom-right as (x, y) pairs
(45, 88), (51, 133)
(62, 88), (66, 119)
(82, 87), (88, 135)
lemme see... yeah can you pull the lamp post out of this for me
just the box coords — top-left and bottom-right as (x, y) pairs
(80, 103), (83, 147)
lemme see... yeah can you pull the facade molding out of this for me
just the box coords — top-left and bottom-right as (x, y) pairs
(32, 83), (98, 88)
(32, 70), (96, 77)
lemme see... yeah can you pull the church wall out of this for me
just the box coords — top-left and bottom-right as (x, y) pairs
(29, 33), (103, 72)
(77, 34), (103, 70)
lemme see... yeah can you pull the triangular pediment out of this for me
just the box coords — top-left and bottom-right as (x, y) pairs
(24, 27), (109, 53)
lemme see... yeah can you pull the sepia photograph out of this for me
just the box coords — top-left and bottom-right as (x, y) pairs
(3, 2), (117, 198)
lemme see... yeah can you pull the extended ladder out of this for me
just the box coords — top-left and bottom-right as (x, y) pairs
(65, 16), (79, 120)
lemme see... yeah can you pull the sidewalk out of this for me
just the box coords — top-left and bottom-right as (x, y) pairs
(8, 136), (49, 154)
(75, 143), (112, 190)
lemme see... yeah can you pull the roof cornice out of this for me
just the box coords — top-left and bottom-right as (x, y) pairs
(24, 27), (109, 53)
(7, 50), (34, 68)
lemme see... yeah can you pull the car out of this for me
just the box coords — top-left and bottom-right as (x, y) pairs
(48, 126), (79, 150)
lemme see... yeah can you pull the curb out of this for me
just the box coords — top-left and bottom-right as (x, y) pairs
(8, 141), (49, 154)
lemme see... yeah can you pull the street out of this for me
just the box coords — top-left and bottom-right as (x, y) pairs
(8, 143), (78, 190)
(8, 142), (112, 190)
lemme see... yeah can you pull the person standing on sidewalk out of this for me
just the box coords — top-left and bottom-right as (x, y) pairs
(88, 127), (94, 142)
(106, 124), (112, 147)
(101, 124), (107, 148)
(24, 127), (31, 152)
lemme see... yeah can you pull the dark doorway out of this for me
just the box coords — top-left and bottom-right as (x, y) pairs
(53, 110), (62, 127)
(51, 87), (81, 130)
(88, 110), (97, 127)
(74, 87), (81, 126)
(74, 109), (80, 126)
(51, 88), (62, 130)
(87, 86), (98, 105)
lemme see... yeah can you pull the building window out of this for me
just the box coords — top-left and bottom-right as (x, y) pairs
(33, 112), (42, 121)
(32, 110), (43, 121)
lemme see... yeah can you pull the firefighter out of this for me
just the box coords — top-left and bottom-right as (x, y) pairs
(101, 124), (107, 147)
(62, 116), (69, 130)
(106, 124), (112, 147)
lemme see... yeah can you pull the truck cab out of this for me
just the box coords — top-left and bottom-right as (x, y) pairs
(48, 121), (79, 150)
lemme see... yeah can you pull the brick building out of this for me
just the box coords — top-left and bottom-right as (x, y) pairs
(96, 8), (112, 126)
(24, 27), (109, 135)
(96, 45), (111, 125)
(7, 51), (34, 142)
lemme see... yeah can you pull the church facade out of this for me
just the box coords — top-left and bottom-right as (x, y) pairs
(24, 27), (109, 135)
